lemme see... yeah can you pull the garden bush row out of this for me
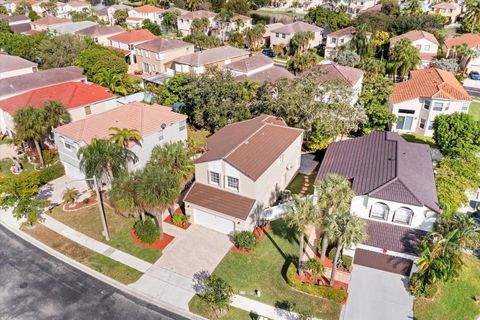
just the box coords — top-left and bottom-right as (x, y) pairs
(38, 162), (65, 185)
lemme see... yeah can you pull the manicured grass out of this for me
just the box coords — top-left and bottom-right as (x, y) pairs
(250, 9), (306, 17)
(414, 254), (480, 320)
(210, 219), (342, 320)
(0, 158), (35, 177)
(189, 295), (254, 320)
(400, 133), (436, 148)
(469, 101), (480, 121)
(287, 172), (316, 196)
(49, 205), (162, 263)
(24, 224), (143, 284)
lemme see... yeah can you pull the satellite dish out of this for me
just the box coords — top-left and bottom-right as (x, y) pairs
(161, 123), (166, 130)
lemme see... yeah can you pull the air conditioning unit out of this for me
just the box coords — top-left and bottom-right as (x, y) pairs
(286, 164), (293, 170)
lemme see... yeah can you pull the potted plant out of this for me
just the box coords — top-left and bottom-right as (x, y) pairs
(62, 187), (79, 208)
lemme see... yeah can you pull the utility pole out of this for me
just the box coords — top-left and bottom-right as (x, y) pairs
(93, 175), (110, 241)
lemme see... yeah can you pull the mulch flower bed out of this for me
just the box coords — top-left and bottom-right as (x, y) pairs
(298, 271), (349, 291)
(130, 229), (175, 250)
(163, 213), (191, 230)
(63, 196), (113, 212)
(231, 245), (255, 254)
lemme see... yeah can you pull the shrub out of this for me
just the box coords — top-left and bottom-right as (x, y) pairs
(233, 231), (257, 251)
(133, 218), (160, 244)
(37, 162), (65, 185)
(42, 149), (57, 165)
(286, 263), (348, 304)
(328, 247), (353, 268)
(172, 214), (189, 226)
(304, 258), (325, 276)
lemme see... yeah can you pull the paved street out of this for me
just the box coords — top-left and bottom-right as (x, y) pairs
(0, 224), (189, 320)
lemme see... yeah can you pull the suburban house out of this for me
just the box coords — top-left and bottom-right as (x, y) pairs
(0, 82), (116, 136)
(325, 26), (358, 59)
(31, 16), (71, 31)
(56, 1), (91, 18)
(211, 14), (252, 41)
(184, 115), (303, 234)
(53, 102), (188, 179)
(0, 66), (86, 100)
(49, 21), (98, 35)
(135, 38), (194, 75)
(316, 131), (440, 276)
(75, 25), (125, 46)
(430, 2), (462, 24)
(269, 21), (323, 50)
(0, 55), (37, 80)
(93, 7), (109, 24)
(390, 30), (439, 68)
(108, 29), (156, 66)
(390, 68), (471, 137)
(173, 45), (250, 74)
(444, 33), (480, 73)
(225, 54), (294, 82)
(177, 10), (217, 36)
(126, 5), (164, 27)
(106, 4), (132, 25)
(344, 0), (377, 14)
(0, 14), (31, 33)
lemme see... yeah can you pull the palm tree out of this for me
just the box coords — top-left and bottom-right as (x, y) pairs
(284, 196), (321, 275)
(324, 210), (366, 286)
(42, 100), (71, 134)
(62, 187), (79, 205)
(191, 17), (209, 34)
(240, 79), (259, 102)
(463, 0), (480, 32)
(161, 11), (178, 32)
(14, 106), (48, 166)
(315, 174), (355, 259)
(389, 38), (421, 81)
(109, 127), (143, 148)
(290, 31), (314, 54)
(186, 0), (202, 11)
(288, 51), (320, 75)
(351, 24), (370, 57)
(452, 43), (478, 72)
(110, 172), (146, 221)
(77, 139), (138, 185)
(217, 9), (234, 42)
(93, 69), (128, 96)
(147, 141), (194, 185)
(244, 24), (266, 51)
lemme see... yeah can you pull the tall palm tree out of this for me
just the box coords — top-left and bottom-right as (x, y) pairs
(244, 24), (266, 51)
(351, 24), (370, 57)
(324, 210), (366, 286)
(93, 69), (128, 96)
(62, 187), (79, 205)
(77, 139), (138, 185)
(284, 196), (321, 275)
(315, 174), (355, 259)
(186, 0), (202, 11)
(109, 127), (143, 148)
(191, 17), (209, 34)
(463, 0), (480, 32)
(110, 172), (146, 221)
(161, 11), (178, 32)
(14, 106), (48, 166)
(389, 38), (421, 81)
(290, 31), (314, 54)
(240, 79), (259, 102)
(147, 141), (194, 185)
(42, 100), (71, 133)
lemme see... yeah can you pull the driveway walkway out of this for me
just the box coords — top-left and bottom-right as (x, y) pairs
(38, 175), (89, 206)
(0, 144), (16, 160)
(342, 265), (414, 320)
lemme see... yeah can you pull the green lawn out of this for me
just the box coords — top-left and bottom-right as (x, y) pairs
(469, 101), (480, 121)
(401, 133), (436, 148)
(189, 295), (256, 320)
(208, 219), (342, 320)
(414, 254), (480, 320)
(287, 172), (316, 196)
(49, 205), (162, 263)
(0, 158), (35, 177)
(250, 9), (306, 17)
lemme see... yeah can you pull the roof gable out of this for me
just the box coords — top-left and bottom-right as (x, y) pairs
(390, 30), (439, 46)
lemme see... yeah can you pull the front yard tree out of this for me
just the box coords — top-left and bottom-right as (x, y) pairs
(336, 50), (360, 67)
(147, 141), (194, 185)
(285, 196), (321, 275)
(324, 210), (366, 286)
(315, 175), (355, 260)
(432, 112), (480, 156)
(201, 275), (234, 318)
(244, 24), (266, 51)
(389, 38), (421, 81)
(109, 127), (143, 148)
(14, 106), (48, 167)
(42, 100), (71, 133)
(110, 172), (146, 221)
(62, 187), (79, 206)
(161, 11), (178, 32)
(290, 31), (314, 54)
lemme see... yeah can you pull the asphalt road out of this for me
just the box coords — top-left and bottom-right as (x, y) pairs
(0, 224), (190, 320)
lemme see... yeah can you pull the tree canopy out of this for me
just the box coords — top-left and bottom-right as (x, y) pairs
(304, 6), (351, 31)
(433, 112), (480, 156)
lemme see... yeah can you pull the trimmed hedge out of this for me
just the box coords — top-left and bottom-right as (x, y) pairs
(133, 219), (160, 244)
(172, 214), (189, 226)
(38, 162), (65, 185)
(233, 231), (257, 250)
(286, 263), (348, 304)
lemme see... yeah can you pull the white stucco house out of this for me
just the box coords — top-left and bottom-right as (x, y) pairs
(390, 30), (439, 68)
(108, 29), (156, 66)
(177, 10), (217, 36)
(444, 33), (480, 73)
(56, 1), (91, 19)
(53, 102), (188, 179)
(325, 26), (358, 59)
(390, 68), (471, 137)
(184, 115), (303, 234)
(269, 21), (323, 50)
(316, 131), (440, 276)
(126, 5), (164, 27)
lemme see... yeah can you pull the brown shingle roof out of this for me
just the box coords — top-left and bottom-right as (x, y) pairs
(135, 38), (192, 53)
(75, 25), (124, 36)
(33, 16), (70, 26)
(174, 46), (249, 67)
(226, 54), (273, 73)
(444, 33), (480, 49)
(270, 21), (322, 34)
(390, 30), (439, 46)
(184, 182), (256, 220)
(316, 131), (440, 212)
(328, 26), (356, 38)
(0, 55), (37, 73)
(392, 68), (471, 104)
(197, 115), (303, 181)
(303, 64), (363, 86)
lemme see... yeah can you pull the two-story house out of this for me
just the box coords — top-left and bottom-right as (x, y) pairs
(135, 38), (194, 75)
(269, 21), (323, 50)
(106, 4), (132, 25)
(0, 82), (116, 137)
(53, 101), (188, 179)
(177, 10), (217, 36)
(108, 29), (156, 66)
(173, 45), (250, 74)
(75, 25), (125, 46)
(211, 14), (252, 41)
(56, 1), (91, 19)
(430, 2), (462, 24)
(225, 54), (294, 82)
(390, 68), (471, 137)
(444, 33), (480, 73)
(390, 30), (439, 68)
(316, 131), (440, 276)
(126, 5), (164, 27)
(325, 26), (359, 59)
(31, 16), (71, 31)
(0, 55), (37, 80)
(184, 115), (303, 234)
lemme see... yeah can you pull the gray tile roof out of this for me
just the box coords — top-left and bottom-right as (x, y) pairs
(235, 66), (294, 82)
(0, 55), (37, 73)
(174, 46), (249, 67)
(226, 54), (272, 73)
(304, 64), (363, 86)
(270, 21), (322, 34)
(135, 38), (192, 53)
(316, 131), (440, 212)
(75, 25), (124, 36)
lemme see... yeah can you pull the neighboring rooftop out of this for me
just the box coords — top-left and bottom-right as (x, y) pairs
(174, 45), (249, 67)
(0, 82), (115, 115)
(270, 21), (322, 34)
(432, 2), (460, 9)
(75, 24), (124, 36)
(392, 68), (471, 104)
(135, 38), (192, 52)
(32, 16), (70, 26)
(316, 131), (440, 212)
(327, 26), (356, 38)
(264, 22), (284, 36)
(0, 14), (29, 23)
(0, 55), (37, 73)
(304, 64), (363, 86)
(50, 21), (98, 34)
(390, 30), (439, 46)
(444, 33), (480, 49)
(178, 9), (217, 20)
(197, 115), (303, 181)
(108, 29), (156, 44)
(131, 4), (164, 13)
(235, 66), (294, 82)
(226, 54), (272, 73)
(54, 102), (187, 144)
(10, 23), (32, 33)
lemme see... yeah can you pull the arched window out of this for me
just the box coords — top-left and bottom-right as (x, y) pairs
(370, 202), (389, 219)
(393, 207), (414, 225)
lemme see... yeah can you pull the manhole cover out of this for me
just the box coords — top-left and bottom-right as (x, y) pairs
(19, 282), (28, 289)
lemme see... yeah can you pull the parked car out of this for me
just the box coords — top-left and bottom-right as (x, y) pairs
(469, 71), (480, 80)
(262, 48), (275, 58)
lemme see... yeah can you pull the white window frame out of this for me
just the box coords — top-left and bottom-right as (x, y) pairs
(226, 176), (239, 191)
(393, 207), (414, 225)
(370, 202), (389, 220)
(179, 120), (186, 131)
(433, 102), (444, 111)
(209, 171), (220, 186)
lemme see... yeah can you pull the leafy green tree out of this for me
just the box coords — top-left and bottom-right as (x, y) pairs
(389, 14), (444, 35)
(110, 171), (146, 221)
(42, 100), (71, 133)
(161, 11), (178, 32)
(0, 5), (8, 14)
(191, 17), (209, 34)
(462, 0), (480, 33)
(315, 175), (355, 260)
(38, 34), (88, 69)
(28, 10), (40, 21)
(240, 78), (258, 102)
(389, 38), (420, 81)
(76, 46), (127, 79)
(0, 19), (11, 33)
(183, 33), (221, 49)
(432, 58), (458, 73)
(287, 51), (320, 74)
(142, 19), (162, 36)
(433, 112), (480, 156)
(304, 6), (351, 31)
(380, 0), (400, 16)
(290, 31), (315, 54)
(370, 31), (389, 60)
(353, 11), (390, 34)
(351, 24), (371, 57)
(284, 196), (321, 275)
(402, 0), (423, 16)
(109, 127), (143, 148)
(147, 141), (194, 184)
(147, 72), (195, 105)
(228, 31), (244, 48)
(244, 23), (265, 51)
(201, 275), (234, 318)
(186, 0), (203, 10)
(359, 57), (386, 78)
(0, 31), (49, 62)
(62, 187), (79, 205)
(14, 106), (48, 166)
(113, 9), (128, 24)
(225, 0), (250, 14)
(93, 69), (129, 95)
(336, 50), (360, 67)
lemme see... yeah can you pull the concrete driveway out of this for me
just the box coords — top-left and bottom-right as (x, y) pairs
(342, 265), (414, 320)
(464, 78), (480, 99)
(37, 175), (89, 206)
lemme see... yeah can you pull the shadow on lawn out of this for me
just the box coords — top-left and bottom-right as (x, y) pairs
(269, 218), (299, 245)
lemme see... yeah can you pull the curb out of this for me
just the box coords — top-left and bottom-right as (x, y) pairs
(0, 218), (206, 320)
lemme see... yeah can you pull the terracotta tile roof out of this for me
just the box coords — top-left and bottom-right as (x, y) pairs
(270, 21), (322, 34)
(392, 68), (471, 104)
(174, 46), (249, 67)
(303, 64), (364, 86)
(444, 33), (480, 49)
(132, 5), (164, 13)
(316, 131), (440, 212)
(264, 22), (284, 36)
(226, 54), (273, 73)
(108, 29), (156, 44)
(0, 82), (115, 115)
(75, 25), (124, 36)
(327, 26), (356, 38)
(433, 2), (460, 9)
(390, 30), (439, 46)
(67, 1), (89, 7)
(178, 9), (217, 20)
(197, 115), (303, 181)
(108, 46), (130, 56)
(184, 182), (256, 220)
(33, 16), (70, 26)
(235, 66), (294, 82)
(136, 38), (192, 53)
(0, 55), (37, 73)
(54, 102), (187, 144)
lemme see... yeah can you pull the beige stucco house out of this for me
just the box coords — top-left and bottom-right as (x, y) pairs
(177, 10), (217, 36)
(390, 30), (439, 68)
(270, 21), (323, 49)
(430, 2), (462, 24)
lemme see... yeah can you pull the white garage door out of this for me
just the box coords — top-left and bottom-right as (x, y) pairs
(194, 209), (235, 235)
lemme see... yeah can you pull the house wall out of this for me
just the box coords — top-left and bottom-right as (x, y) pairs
(270, 30), (322, 49)
(390, 38), (438, 68)
(136, 44), (194, 74)
(0, 66), (37, 80)
(430, 7), (461, 24)
(128, 9), (161, 24)
(90, 32), (123, 46)
(325, 34), (354, 59)
(177, 16), (216, 36)
(174, 53), (250, 74)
